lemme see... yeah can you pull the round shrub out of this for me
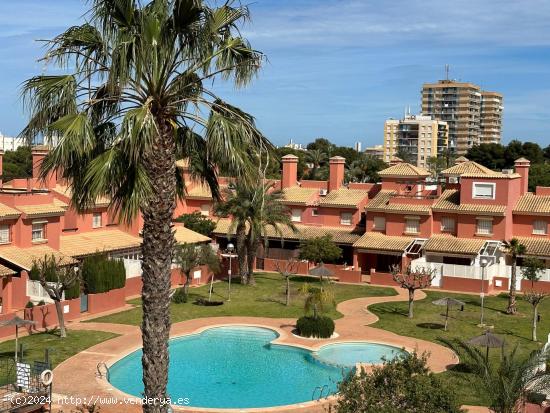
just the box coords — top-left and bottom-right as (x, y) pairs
(171, 287), (187, 304)
(25, 301), (34, 309)
(296, 315), (335, 338)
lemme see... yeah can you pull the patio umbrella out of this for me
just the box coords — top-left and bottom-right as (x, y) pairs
(432, 297), (465, 331)
(0, 316), (36, 362)
(309, 264), (334, 282)
(467, 331), (505, 360)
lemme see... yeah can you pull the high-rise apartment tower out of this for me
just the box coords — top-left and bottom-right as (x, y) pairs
(383, 114), (448, 168)
(421, 80), (502, 154)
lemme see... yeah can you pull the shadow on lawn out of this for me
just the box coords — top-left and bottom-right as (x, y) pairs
(417, 322), (445, 330)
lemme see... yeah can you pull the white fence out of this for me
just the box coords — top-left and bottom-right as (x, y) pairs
(26, 280), (63, 303)
(123, 258), (142, 279)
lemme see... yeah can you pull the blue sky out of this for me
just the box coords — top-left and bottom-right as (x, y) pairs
(1, 0), (549, 148)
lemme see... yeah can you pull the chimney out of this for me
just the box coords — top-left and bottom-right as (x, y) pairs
(281, 154), (298, 189)
(32, 145), (56, 189)
(389, 156), (403, 166)
(514, 157), (530, 194)
(328, 156), (345, 192)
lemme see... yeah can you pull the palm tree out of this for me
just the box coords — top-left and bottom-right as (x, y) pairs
(444, 340), (550, 413)
(215, 181), (296, 285)
(21, 2), (269, 412)
(502, 238), (527, 315)
(349, 154), (387, 183)
(306, 149), (327, 179)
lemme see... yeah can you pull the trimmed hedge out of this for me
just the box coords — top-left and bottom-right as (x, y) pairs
(65, 281), (81, 300)
(82, 254), (126, 294)
(171, 287), (187, 304)
(296, 315), (335, 338)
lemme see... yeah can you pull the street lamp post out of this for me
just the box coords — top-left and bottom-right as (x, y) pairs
(479, 257), (488, 327)
(226, 243), (235, 302)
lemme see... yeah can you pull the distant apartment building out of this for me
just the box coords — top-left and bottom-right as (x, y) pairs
(421, 80), (502, 154)
(0, 133), (27, 152)
(364, 144), (384, 159)
(480, 91), (504, 144)
(382, 114), (448, 169)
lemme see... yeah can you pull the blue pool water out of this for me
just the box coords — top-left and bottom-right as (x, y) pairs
(109, 326), (403, 409)
(314, 342), (406, 367)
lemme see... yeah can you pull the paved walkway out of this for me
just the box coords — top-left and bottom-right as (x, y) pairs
(51, 288), (465, 413)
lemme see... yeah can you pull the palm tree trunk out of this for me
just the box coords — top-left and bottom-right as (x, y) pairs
(54, 300), (67, 338)
(140, 120), (176, 413)
(246, 237), (259, 285)
(184, 271), (191, 298)
(236, 225), (248, 284)
(507, 260), (518, 315)
(533, 304), (538, 341)
(408, 289), (415, 318)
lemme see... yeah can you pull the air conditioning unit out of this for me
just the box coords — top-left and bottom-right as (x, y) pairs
(319, 189), (328, 196)
(448, 177), (459, 184)
(502, 169), (514, 175)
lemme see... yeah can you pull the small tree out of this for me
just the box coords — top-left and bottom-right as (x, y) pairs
(174, 212), (216, 237)
(274, 258), (299, 306)
(335, 351), (463, 413)
(502, 238), (527, 315)
(391, 265), (435, 318)
(29, 255), (79, 338)
(522, 258), (547, 341)
(299, 235), (342, 265)
(174, 243), (220, 299)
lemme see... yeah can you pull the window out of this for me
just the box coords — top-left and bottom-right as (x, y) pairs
(373, 216), (386, 231)
(405, 217), (420, 234)
(291, 209), (302, 222)
(441, 217), (455, 232)
(311, 208), (319, 217)
(31, 222), (46, 241)
(92, 213), (102, 228)
(200, 204), (210, 217)
(340, 212), (353, 226)
(473, 182), (495, 199)
(476, 218), (493, 235)
(0, 225), (9, 244)
(533, 220), (548, 235)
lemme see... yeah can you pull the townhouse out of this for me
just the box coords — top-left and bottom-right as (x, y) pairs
(182, 152), (550, 293)
(0, 146), (210, 322)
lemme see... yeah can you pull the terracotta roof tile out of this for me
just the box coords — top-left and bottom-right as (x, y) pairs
(353, 232), (415, 252)
(0, 203), (21, 219)
(378, 163), (430, 178)
(423, 235), (486, 256)
(514, 194), (550, 216)
(441, 161), (494, 176)
(318, 188), (370, 208)
(60, 230), (142, 258)
(213, 218), (361, 245)
(281, 186), (318, 205)
(366, 190), (432, 215)
(16, 203), (66, 218)
(174, 226), (211, 245)
(433, 189), (506, 216)
(515, 237), (550, 258)
(0, 264), (16, 276)
(0, 245), (76, 271)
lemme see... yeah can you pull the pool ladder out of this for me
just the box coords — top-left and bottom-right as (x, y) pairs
(97, 362), (110, 381)
(311, 384), (329, 401)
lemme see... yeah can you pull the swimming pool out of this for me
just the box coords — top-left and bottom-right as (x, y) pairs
(109, 326), (403, 409)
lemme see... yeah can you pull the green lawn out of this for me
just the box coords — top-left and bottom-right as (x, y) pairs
(0, 329), (118, 385)
(370, 290), (550, 406)
(88, 272), (396, 325)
